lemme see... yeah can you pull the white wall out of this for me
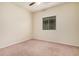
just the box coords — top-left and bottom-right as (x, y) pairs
(0, 3), (32, 48)
(33, 3), (79, 46)
(0, 2), (79, 48)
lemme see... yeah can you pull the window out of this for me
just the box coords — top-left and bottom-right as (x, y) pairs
(43, 16), (56, 30)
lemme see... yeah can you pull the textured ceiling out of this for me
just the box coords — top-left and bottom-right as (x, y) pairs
(13, 2), (65, 12)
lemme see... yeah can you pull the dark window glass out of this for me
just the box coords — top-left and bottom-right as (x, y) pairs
(43, 16), (56, 30)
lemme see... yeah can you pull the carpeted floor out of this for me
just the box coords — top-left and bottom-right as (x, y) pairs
(0, 39), (79, 56)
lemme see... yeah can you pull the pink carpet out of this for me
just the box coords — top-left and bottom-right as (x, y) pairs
(0, 39), (79, 56)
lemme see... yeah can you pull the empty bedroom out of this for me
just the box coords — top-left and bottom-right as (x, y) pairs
(0, 2), (79, 56)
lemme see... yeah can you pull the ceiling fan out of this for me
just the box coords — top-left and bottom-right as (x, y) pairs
(29, 2), (41, 6)
(29, 2), (36, 6)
